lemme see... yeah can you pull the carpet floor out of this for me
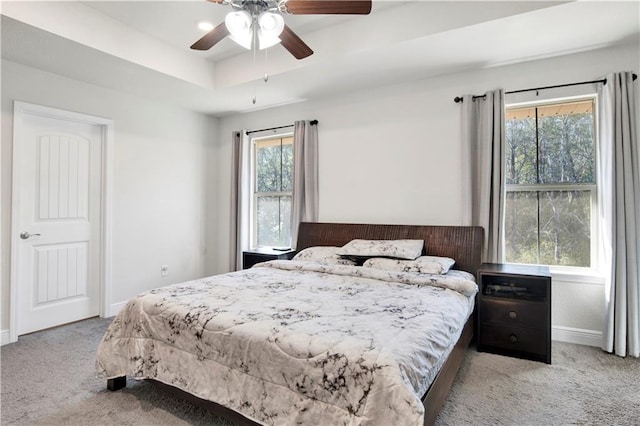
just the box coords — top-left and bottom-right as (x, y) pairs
(1, 317), (638, 425)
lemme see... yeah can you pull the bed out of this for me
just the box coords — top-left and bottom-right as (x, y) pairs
(97, 222), (483, 425)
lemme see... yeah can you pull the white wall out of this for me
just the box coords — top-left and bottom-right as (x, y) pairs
(1, 59), (219, 334)
(213, 42), (640, 344)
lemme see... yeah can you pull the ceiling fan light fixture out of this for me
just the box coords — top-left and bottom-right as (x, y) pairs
(257, 12), (284, 50)
(258, 12), (284, 36)
(225, 10), (252, 34)
(229, 32), (253, 50)
(258, 32), (281, 50)
(225, 10), (253, 49)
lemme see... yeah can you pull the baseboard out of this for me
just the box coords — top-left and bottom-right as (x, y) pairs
(2, 304), (127, 345)
(552, 325), (602, 347)
(2, 303), (126, 344)
(1, 329), (11, 346)
(109, 301), (128, 317)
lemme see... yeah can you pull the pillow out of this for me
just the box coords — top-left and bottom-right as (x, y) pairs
(362, 255), (455, 275)
(292, 246), (357, 266)
(336, 239), (424, 260)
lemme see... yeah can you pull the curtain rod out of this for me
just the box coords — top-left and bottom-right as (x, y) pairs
(453, 73), (638, 103)
(246, 120), (318, 135)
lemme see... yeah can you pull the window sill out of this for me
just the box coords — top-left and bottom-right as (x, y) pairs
(548, 267), (605, 285)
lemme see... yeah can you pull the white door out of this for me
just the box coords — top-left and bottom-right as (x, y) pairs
(13, 106), (104, 336)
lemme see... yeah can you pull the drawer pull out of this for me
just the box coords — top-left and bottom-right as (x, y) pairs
(508, 311), (518, 319)
(509, 334), (518, 343)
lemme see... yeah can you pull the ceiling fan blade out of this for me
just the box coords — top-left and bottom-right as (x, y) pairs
(284, 0), (372, 15)
(190, 22), (229, 50)
(280, 25), (314, 60)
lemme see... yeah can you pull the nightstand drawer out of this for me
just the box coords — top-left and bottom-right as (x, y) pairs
(480, 298), (547, 329)
(479, 323), (547, 356)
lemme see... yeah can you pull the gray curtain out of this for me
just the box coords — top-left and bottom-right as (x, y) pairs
(598, 71), (640, 357)
(461, 89), (506, 263)
(291, 120), (319, 248)
(230, 130), (251, 271)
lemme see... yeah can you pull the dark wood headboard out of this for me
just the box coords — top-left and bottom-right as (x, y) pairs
(296, 222), (483, 275)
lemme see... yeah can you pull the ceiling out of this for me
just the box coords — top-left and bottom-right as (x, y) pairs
(2, 1), (639, 117)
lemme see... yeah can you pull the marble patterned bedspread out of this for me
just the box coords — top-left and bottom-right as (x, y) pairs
(96, 260), (477, 426)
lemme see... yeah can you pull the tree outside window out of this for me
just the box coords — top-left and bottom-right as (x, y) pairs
(504, 99), (596, 267)
(253, 136), (293, 248)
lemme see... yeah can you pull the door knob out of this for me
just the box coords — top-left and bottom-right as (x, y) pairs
(20, 232), (41, 240)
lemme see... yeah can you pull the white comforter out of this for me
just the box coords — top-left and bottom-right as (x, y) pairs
(96, 260), (477, 425)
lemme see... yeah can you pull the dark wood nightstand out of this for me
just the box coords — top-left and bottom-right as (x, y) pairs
(242, 248), (296, 269)
(477, 263), (552, 364)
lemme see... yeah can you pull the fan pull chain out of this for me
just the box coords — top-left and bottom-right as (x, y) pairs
(264, 48), (269, 83)
(252, 22), (257, 104)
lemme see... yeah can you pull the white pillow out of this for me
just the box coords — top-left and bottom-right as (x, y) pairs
(337, 239), (424, 260)
(363, 255), (456, 275)
(292, 246), (357, 265)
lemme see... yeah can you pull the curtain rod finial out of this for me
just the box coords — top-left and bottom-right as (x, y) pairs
(454, 96), (464, 103)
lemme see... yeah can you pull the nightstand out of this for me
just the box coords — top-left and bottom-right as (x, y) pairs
(242, 248), (296, 269)
(477, 263), (552, 364)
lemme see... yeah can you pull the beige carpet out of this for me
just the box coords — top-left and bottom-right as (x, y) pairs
(436, 341), (640, 425)
(1, 317), (639, 425)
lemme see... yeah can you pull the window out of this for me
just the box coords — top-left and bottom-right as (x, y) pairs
(252, 135), (294, 248)
(504, 98), (596, 268)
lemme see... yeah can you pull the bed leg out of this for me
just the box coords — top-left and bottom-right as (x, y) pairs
(107, 376), (126, 391)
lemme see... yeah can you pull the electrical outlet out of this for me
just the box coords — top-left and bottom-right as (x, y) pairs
(161, 265), (169, 277)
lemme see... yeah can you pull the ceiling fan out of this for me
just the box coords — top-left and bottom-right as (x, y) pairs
(191, 0), (372, 60)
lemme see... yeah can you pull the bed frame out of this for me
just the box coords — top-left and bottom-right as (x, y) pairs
(107, 222), (483, 426)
